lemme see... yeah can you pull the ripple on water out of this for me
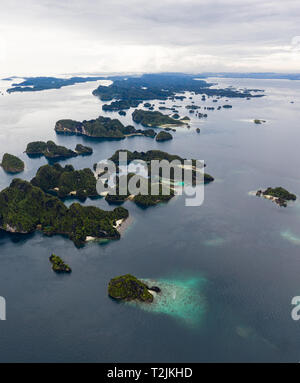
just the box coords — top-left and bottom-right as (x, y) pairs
(280, 230), (300, 245)
(203, 237), (226, 247)
(127, 276), (207, 327)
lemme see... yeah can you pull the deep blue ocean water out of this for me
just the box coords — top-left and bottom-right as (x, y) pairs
(0, 77), (300, 362)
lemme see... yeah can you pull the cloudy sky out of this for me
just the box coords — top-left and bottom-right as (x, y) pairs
(0, 0), (299, 76)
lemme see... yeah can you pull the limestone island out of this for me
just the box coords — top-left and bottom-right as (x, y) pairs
(254, 119), (266, 124)
(75, 144), (93, 155)
(55, 116), (156, 139)
(1, 153), (24, 173)
(49, 254), (72, 273)
(256, 187), (297, 207)
(31, 163), (98, 201)
(156, 131), (173, 142)
(0, 179), (129, 247)
(108, 274), (160, 303)
(102, 99), (141, 111)
(25, 141), (80, 160)
(132, 109), (187, 129)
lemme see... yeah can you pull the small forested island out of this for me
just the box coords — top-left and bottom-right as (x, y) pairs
(132, 109), (186, 128)
(1, 153), (24, 173)
(31, 163), (98, 201)
(75, 144), (93, 155)
(25, 141), (78, 160)
(108, 274), (157, 303)
(108, 149), (186, 165)
(0, 179), (128, 247)
(49, 254), (72, 273)
(223, 104), (233, 109)
(7, 76), (105, 93)
(156, 131), (173, 142)
(254, 119), (266, 124)
(256, 187), (297, 207)
(102, 100), (141, 111)
(55, 116), (156, 139)
(186, 105), (200, 110)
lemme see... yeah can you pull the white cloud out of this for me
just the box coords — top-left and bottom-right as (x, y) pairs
(0, 0), (300, 76)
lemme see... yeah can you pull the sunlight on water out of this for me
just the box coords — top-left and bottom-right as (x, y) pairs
(280, 230), (300, 245)
(127, 276), (207, 327)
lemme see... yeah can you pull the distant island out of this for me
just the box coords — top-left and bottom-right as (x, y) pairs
(49, 254), (72, 273)
(31, 163), (98, 201)
(92, 74), (262, 106)
(0, 179), (128, 247)
(132, 109), (186, 128)
(6, 76), (105, 93)
(256, 187), (297, 207)
(55, 116), (156, 139)
(199, 72), (300, 81)
(108, 274), (158, 303)
(1, 153), (24, 173)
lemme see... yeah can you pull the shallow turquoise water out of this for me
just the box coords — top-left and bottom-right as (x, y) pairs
(128, 276), (207, 327)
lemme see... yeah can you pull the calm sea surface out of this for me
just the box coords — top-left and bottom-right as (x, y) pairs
(0, 77), (300, 362)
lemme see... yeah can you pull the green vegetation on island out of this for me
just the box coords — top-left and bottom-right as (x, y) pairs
(1, 153), (24, 173)
(108, 150), (214, 185)
(108, 274), (154, 302)
(0, 179), (128, 247)
(25, 141), (77, 160)
(92, 74), (262, 109)
(262, 187), (296, 201)
(75, 144), (93, 155)
(31, 163), (98, 201)
(55, 116), (156, 139)
(49, 254), (72, 273)
(132, 109), (186, 128)
(155, 131), (173, 142)
(108, 149), (184, 165)
(105, 173), (175, 208)
(102, 100), (141, 111)
(256, 187), (297, 207)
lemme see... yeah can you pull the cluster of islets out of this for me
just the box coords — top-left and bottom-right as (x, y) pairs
(0, 73), (275, 322)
